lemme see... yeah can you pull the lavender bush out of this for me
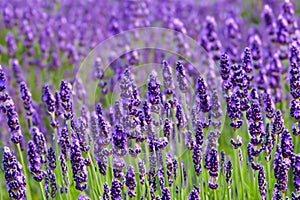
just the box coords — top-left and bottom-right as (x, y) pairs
(1, 0), (300, 199)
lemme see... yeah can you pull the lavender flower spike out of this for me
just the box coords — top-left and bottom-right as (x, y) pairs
(19, 81), (34, 117)
(4, 96), (23, 143)
(2, 146), (26, 199)
(27, 140), (45, 182)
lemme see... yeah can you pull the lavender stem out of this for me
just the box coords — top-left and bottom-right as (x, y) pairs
(17, 143), (33, 200)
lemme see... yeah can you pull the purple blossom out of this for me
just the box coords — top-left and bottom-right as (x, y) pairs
(111, 178), (122, 200)
(4, 96), (23, 143)
(19, 81), (34, 117)
(292, 153), (300, 192)
(42, 84), (55, 113)
(258, 166), (267, 199)
(70, 139), (88, 191)
(2, 146), (26, 199)
(59, 80), (73, 120)
(0, 65), (7, 92)
(47, 147), (56, 170)
(27, 140), (45, 182)
(125, 166), (136, 197)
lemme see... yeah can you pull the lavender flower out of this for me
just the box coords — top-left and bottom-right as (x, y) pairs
(138, 158), (146, 185)
(219, 53), (232, 90)
(47, 147), (56, 170)
(60, 80), (73, 120)
(161, 188), (171, 200)
(42, 84), (55, 113)
(281, 129), (294, 158)
(272, 110), (285, 139)
(274, 145), (288, 192)
(0, 65), (7, 92)
(224, 17), (240, 63)
(5, 33), (16, 57)
(103, 183), (110, 200)
(162, 60), (174, 96)
(59, 154), (69, 188)
(226, 91), (243, 129)
(242, 47), (253, 74)
(292, 153), (300, 192)
(262, 4), (276, 38)
(45, 166), (57, 198)
(2, 146), (26, 199)
(196, 76), (211, 113)
(4, 96), (23, 143)
(225, 158), (233, 188)
(126, 166), (136, 197)
(192, 143), (202, 176)
(258, 166), (267, 200)
(19, 81), (34, 117)
(175, 61), (188, 93)
(206, 148), (219, 189)
(111, 178), (122, 200)
(264, 123), (274, 162)
(263, 92), (275, 119)
(27, 140), (45, 182)
(31, 126), (47, 158)
(112, 125), (127, 156)
(70, 139), (88, 191)
(188, 187), (200, 200)
(147, 71), (161, 108)
(249, 34), (262, 70)
(78, 194), (90, 200)
(59, 126), (70, 158)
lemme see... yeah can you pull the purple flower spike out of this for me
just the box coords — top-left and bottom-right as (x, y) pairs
(264, 123), (274, 162)
(290, 99), (300, 120)
(262, 4), (276, 37)
(281, 129), (294, 158)
(225, 158), (233, 188)
(111, 178), (122, 200)
(19, 81), (34, 117)
(176, 61), (188, 93)
(162, 60), (174, 96)
(196, 76), (211, 113)
(4, 96), (23, 143)
(5, 33), (16, 57)
(292, 154), (300, 192)
(42, 84), (55, 113)
(31, 126), (47, 158)
(219, 53), (232, 91)
(0, 65), (7, 92)
(45, 166), (57, 198)
(162, 187), (171, 200)
(60, 80), (73, 120)
(263, 92), (275, 119)
(47, 147), (56, 170)
(193, 143), (202, 176)
(226, 91), (243, 129)
(258, 166), (267, 199)
(70, 139), (88, 191)
(125, 166), (136, 197)
(147, 71), (162, 106)
(188, 187), (200, 200)
(274, 145), (288, 192)
(2, 146), (26, 200)
(242, 47), (253, 74)
(272, 110), (285, 139)
(27, 140), (45, 182)
(103, 183), (110, 200)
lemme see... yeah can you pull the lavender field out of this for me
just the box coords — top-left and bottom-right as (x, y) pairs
(1, 0), (300, 199)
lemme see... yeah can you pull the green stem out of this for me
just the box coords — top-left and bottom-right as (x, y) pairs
(39, 182), (46, 200)
(17, 143), (33, 200)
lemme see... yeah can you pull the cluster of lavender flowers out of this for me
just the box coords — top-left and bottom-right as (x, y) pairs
(1, 0), (300, 199)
